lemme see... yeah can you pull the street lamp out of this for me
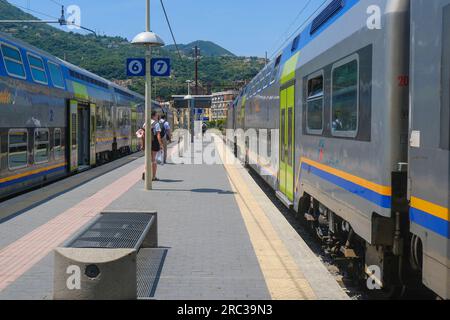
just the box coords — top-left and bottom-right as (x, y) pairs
(132, 0), (165, 191)
(184, 80), (193, 100)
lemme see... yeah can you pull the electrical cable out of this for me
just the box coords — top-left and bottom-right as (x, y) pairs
(267, 0), (313, 60)
(160, 0), (183, 62)
(269, 0), (328, 59)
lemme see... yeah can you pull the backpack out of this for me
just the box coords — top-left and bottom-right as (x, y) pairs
(151, 121), (159, 144)
(160, 121), (167, 139)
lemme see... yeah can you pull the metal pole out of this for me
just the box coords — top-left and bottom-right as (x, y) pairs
(187, 81), (192, 141)
(144, 0), (153, 190)
(194, 46), (199, 95)
(146, 0), (151, 31)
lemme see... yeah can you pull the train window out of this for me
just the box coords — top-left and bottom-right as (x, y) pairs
(306, 72), (324, 134)
(124, 110), (128, 126)
(291, 35), (300, 52)
(274, 54), (282, 67)
(331, 55), (359, 137)
(27, 53), (48, 85)
(122, 110), (127, 127)
(311, 0), (345, 35)
(48, 62), (65, 89)
(119, 110), (127, 127)
(96, 106), (104, 128)
(271, 55), (282, 84)
(105, 107), (112, 128)
(54, 129), (63, 160)
(34, 129), (49, 164)
(1, 43), (26, 79)
(8, 130), (28, 170)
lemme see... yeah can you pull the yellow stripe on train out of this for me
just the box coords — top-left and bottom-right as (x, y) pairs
(0, 163), (67, 184)
(411, 197), (449, 222)
(300, 157), (392, 196)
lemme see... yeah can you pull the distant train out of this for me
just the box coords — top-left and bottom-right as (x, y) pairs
(228, 0), (449, 298)
(0, 32), (169, 200)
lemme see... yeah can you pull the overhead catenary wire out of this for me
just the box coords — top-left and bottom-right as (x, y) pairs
(3, 1), (97, 36)
(159, 0), (184, 62)
(9, 1), (59, 20)
(47, 0), (63, 6)
(269, 0), (328, 60)
(267, 0), (313, 59)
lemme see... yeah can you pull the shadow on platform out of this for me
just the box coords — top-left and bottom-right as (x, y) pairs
(153, 188), (236, 195)
(137, 248), (169, 299)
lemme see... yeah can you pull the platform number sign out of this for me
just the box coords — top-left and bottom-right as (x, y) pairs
(151, 58), (171, 77)
(127, 58), (146, 77)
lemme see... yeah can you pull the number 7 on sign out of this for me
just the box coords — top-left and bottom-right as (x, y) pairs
(156, 62), (165, 73)
(151, 58), (171, 77)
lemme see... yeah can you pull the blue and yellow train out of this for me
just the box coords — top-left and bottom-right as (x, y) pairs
(0, 32), (164, 200)
(228, 0), (449, 298)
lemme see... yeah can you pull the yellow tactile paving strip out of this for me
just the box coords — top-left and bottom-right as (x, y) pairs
(215, 137), (317, 300)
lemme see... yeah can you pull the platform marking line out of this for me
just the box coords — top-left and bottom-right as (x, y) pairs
(0, 164), (144, 292)
(214, 137), (317, 300)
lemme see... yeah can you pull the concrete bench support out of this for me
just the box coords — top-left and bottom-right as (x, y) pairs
(54, 248), (137, 300)
(53, 211), (157, 300)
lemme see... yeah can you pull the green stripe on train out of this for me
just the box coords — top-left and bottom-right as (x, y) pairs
(73, 82), (89, 100)
(280, 52), (300, 85)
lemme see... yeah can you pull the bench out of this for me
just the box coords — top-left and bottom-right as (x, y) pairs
(53, 211), (157, 300)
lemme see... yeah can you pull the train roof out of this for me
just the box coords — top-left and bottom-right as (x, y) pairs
(243, 0), (359, 94)
(0, 31), (146, 101)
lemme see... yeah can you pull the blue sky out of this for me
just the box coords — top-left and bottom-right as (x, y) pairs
(7, 0), (325, 57)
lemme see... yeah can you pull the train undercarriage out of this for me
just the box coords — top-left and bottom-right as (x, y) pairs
(296, 194), (428, 299)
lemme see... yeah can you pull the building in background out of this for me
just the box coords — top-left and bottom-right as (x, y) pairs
(211, 91), (237, 121)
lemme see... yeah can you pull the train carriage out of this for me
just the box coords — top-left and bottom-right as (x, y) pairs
(409, 0), (450, 300)
(229, 0), (449, 298)
(0, 31), (162, 200)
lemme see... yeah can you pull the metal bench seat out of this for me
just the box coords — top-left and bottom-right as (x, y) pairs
(66, 212), (156, 250)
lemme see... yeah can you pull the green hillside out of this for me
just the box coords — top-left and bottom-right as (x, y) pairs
(165, 40), (236, 57)
(0, 0), (264, 99)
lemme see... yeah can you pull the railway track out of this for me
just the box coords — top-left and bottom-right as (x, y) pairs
(246, 166), (437, 300)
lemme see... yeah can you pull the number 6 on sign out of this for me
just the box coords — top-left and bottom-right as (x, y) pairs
(126, 58), (146, 77)
(151, 58), (171, 77)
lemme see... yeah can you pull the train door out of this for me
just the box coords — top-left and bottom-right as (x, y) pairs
(77, 103), (90, 170)
(68, 100), (92, 172)
(69, 100), (78, 172)
(278, 84), (295, 204)
(90, 103), (96, 166)
(131, 108), (137, 152)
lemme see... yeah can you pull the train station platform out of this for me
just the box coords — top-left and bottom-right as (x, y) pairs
(0, 136), (349, 300)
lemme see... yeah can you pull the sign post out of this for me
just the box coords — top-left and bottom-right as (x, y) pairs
(131, 0), (164, 191)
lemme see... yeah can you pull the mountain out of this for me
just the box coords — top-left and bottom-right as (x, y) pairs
(165, 40), (236, 57)
(0, 0), (265, 99)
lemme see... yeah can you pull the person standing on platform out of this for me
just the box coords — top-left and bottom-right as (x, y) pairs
(151, 111), (163, 181)
(159, 114), (172, 164)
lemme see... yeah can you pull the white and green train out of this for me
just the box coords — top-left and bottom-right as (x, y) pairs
(0, 32), (167, 200)
(228, 0), (449, 299)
